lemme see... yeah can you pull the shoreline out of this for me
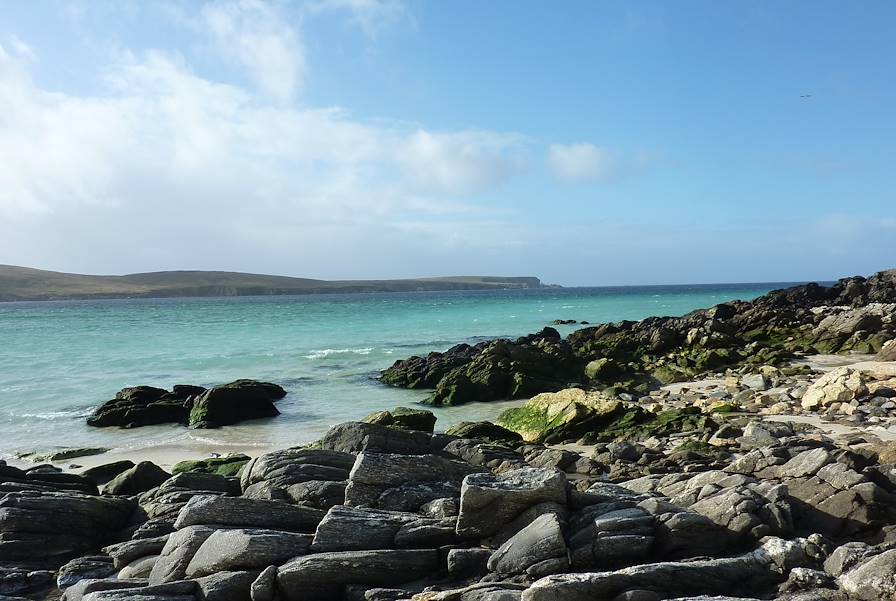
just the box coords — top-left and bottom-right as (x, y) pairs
(11, 353), (894, 475)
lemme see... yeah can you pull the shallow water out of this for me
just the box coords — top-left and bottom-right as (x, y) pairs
(0, 283), (792, 457)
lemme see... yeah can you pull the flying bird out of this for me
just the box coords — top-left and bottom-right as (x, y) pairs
(800, 94), (812, 98)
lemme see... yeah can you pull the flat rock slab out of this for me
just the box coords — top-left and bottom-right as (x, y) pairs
(522, 538), (810, 601)
(311, 505), (419, 552)
(276, 549), (439, 592)
(186, 528), (312, 577)
(173, 494), (325, 532)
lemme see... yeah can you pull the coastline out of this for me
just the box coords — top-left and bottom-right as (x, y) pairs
(13, 354), (896, 474)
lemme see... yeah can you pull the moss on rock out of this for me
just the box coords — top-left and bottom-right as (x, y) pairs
(172, 454), (250, 477)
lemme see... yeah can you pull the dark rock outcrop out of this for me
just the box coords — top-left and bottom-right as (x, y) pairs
(86, 380), (286, 429)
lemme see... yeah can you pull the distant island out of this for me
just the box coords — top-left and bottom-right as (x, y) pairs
(0, 265), (550, 302)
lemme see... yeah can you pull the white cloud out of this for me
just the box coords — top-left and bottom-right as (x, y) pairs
(0, 36), (524, 274)
(547, 142), (617, 183)
(200, 0), (305, 103)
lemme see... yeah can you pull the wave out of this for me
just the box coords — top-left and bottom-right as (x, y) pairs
(10, 408), (92, 420)
(303, 347), (374, 360)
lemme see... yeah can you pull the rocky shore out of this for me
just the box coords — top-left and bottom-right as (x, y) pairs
(3, 270), (896, 601)
(381, 269), (896, 406)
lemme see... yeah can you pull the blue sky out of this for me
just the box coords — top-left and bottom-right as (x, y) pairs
(0, 1), (893, 285)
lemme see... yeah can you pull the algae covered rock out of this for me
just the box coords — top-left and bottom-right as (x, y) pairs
(497, 388), (716, 444)
(172, 455), (251, 477)
(444, 421), (523, 446)
(361, 407), (437, 432)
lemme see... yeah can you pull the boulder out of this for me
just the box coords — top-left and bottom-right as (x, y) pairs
(189, 380), (285, 428)
(149, 525), (216, 584)
(56, 556), (117, 589)
(487, 512), (568, 576)
(194, 570), (259, 601)
(172, 455), (250, 478)
(103, 462), (171, 496)
(240, 448), (355, 499)
(81, 461), (136, 486)
(362, 407), (437, 433)
(344, 452), (479, 508)
(286, 480), (347, 510)
(310, 506), (418, 552)
(186, 528), (312, 577)
(174, 495), (325, 533)
(104, 535), (169, 568)
(497, 390), (715, 445)
(456, 468), (568, 538)
(317, 422), (434, 455)
(567, 506), (655, 569)
(447, 548), (493, 578)
(87, 386), (194, 428)
(838, 548), (896, 599)
(444, 421), (524, 446)
(878, 339), (896, 361)
(158, 472), (241, 496)
(801, 367), (868, 410)
(0, 491), (135, 568)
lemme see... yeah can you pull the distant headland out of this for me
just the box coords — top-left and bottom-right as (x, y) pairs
(0, 265), (551, 302)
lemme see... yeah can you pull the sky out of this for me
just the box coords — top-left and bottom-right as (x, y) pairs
(0, 1), (894, 286)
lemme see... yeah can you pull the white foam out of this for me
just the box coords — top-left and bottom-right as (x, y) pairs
(304, 347), (374, 360)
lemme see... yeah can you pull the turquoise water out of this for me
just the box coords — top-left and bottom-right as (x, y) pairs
(0, 284), (788, 456)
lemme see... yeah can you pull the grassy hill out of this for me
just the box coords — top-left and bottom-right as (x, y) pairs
(0, 265), (546, 301)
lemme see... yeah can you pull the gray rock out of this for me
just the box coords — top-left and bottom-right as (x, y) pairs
(158, 472), (241, 496)
(837, 548), (896, 599)
(344, 452), (478, 508)
(393, 517), (458, 548)
(57, 557), (117, 589)
(194, 570), (259, 601)
(456, 468), (568, 538)
(250, 566), (277, 601)
(103, 462), (171, 496)
(823, 542), (872, 577)
(311, 505), (418, 552)
(522, 537), (812, 601)
(568, 507), (654, 569)
(0, 568), (55, 599)
(741, 374), (770, 391)
(186, 528), (312, 577)
(447, 548), (493, 578)
(318, 422), (435, 455)
(81, 461), (136, 486)
(276, 549), (440, 601)
(487, 513), (567, 576)
(0, 491), (135, 567)
(173, 494), (325, 532)
(117, 555), (158, 579)
(420, 497), (459, 519)
(776, 449), (831, 479)
(104, 535), (170, 568)
(149, 525), (216, 584)
(70, 581), (196, 601)
(376, 480), (462, 512)
(240, 449), (355, 496)
(285, 481), (346, 510)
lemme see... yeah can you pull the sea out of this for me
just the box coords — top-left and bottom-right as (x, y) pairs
(0, 283), (795, 458)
